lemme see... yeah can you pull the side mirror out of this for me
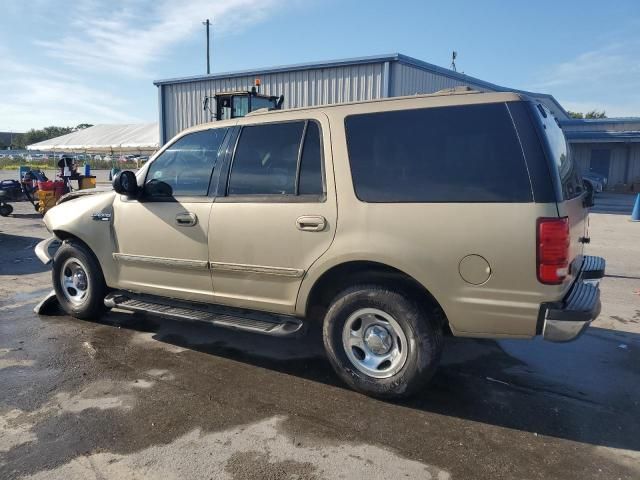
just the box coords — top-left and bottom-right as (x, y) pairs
(112, 170), (139, 197)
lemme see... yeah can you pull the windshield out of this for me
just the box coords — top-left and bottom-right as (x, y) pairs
(535, 104), (583, 200)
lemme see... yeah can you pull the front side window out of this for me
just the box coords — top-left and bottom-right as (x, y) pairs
(227, 120), (324, 197)
(145, 128), (228, 197)
(345, 103), (532, 202)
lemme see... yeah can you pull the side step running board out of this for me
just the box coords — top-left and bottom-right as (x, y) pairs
(104, 291), (303, 337)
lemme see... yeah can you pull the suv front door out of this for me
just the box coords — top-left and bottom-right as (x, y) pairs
(112, 128), (229, 302)
(209, 115), (336, 314)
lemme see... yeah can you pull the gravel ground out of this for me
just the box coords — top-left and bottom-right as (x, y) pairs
(0, 193), (639, 480)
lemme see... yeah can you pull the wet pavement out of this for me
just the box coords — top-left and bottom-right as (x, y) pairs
(1, 198), (639, 479)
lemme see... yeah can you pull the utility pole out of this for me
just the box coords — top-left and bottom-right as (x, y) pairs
(202, 18), (211, 74)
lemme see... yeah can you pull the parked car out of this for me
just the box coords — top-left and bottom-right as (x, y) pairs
(35, 91), (605, 398)
(582, 172), (607, 193)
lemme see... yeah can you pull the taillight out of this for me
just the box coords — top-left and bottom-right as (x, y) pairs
(537, 217), (570, 284)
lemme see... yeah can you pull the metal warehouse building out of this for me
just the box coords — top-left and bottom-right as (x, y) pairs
(155, 53), (640, 190)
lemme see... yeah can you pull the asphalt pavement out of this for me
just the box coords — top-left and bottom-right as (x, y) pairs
(0, 194), (639, 479)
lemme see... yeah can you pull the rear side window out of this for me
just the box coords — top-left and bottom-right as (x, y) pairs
(228, 122), (304, 195)
(227, 120), (324, 197)
(345, 103), (532, 202)
(533, 104), (583, 200)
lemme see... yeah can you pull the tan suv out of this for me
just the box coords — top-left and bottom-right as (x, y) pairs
(36, 90), (605, 398)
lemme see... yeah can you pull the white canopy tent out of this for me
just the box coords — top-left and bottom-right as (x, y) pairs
(27, 123), (159, 154)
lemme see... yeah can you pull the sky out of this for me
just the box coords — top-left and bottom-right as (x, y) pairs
(1, 0), (639, 132)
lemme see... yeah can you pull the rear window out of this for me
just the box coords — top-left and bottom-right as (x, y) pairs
(344, 103), (532, 202)
(533, 105), (583, 200)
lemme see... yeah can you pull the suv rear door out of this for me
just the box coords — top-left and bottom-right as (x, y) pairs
(208, 113), (336, 314)
(533, 104), (588, 280)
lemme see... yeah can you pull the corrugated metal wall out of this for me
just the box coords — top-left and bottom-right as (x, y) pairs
(389, 63), (491, 96)
(161, 62), (387, 142)
(564, 120), (640, 132)
(570, 143), (640, 186)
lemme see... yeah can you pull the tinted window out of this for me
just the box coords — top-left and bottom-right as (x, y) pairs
(298, 121), (323, 195)
(345, 103), (532, 202)
(145, 128), (228, 197)
(228, 122), (304, 195)
(233, 96), (249, 117)
(251, 96), (276, 112)
(534, 105), (583, 200)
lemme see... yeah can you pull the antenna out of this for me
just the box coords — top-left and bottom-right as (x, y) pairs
(451, 51), (457, 72)
(202, 18), (211, 74)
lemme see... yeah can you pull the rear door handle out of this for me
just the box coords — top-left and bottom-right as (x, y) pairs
(296, 215), (326, 232)
(175, 212), (198, 227)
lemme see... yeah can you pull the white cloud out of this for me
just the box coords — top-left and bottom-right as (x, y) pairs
(35, 0), (284, 76)
(0, 0), (288, 131)
(531, 43), (639, 90)
(0, 54), (143, 131)
(530, 41), (640, 117)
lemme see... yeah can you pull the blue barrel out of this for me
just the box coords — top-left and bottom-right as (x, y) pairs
(19, 165), (30, 181)
(84, 163), (91, 176)
(631, 193), (640, 222)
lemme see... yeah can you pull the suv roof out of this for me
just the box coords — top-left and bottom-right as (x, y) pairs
(180, 90), (526, 136)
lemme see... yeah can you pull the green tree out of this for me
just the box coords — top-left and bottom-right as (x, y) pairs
(567, 110), (607, 119)
(585, 110), (607, 119)
(75, 123), (94, 130)
(16, 126), (74, 149)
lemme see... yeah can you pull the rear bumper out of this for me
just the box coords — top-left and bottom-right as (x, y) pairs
(540, 255), (605, 342)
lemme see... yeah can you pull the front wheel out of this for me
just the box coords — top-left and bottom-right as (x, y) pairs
(323, 285), (443, 399)
(52, 241), (107, 319)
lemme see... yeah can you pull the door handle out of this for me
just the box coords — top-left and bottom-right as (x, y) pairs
(175, 212), (198, 227)
(296, 215), (326, 232)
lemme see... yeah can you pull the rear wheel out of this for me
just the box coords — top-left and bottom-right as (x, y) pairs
(52, 241), (107, 319)
(0, 203), (13, 217)
(322, 285), (443, 398)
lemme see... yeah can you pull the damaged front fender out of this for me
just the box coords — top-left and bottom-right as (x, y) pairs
(34, 236), (59, 265)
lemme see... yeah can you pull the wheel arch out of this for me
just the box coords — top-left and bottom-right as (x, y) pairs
(300, 260), (449, 331)
(52, 229), (113, 285)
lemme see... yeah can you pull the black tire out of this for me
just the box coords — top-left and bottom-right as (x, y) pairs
(0, 203), (13, 217)
(52, 240), (107, 320)
(323, 285), (443, 399)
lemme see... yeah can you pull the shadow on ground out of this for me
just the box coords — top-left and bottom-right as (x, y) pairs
(590, 192), (636, 215)
(0, 233), (48, 275)
(91, 309), (640, 454)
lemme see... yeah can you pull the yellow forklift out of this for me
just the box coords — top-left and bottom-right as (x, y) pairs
(203, 81), (284, 121)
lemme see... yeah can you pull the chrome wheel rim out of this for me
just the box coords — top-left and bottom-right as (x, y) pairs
(59, 258), (90, 306)
(342, 308), (408, 379)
